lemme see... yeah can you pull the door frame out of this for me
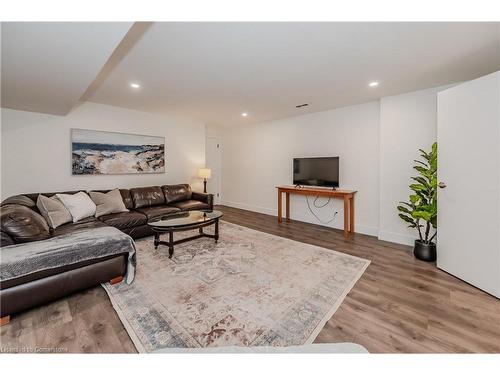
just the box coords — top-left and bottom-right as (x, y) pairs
(206, 136), (222, 205)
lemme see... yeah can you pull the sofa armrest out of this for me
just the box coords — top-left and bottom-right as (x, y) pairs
(1, 204), (51, 244)
(1, 231), (15, 247)
(192, 192), (214, 209)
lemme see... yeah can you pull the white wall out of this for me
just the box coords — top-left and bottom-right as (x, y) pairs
(1, 86), (451, 245)
(220, 86), (450, 244)
(378, 86), (448, 245)
(1, 102), (206, 198)
(221, 102), (381, 235)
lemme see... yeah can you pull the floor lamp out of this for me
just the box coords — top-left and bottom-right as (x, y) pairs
(198, 168), (212, 193)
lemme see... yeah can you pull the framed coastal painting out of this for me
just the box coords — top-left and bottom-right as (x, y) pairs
(71, 129), (165, 175)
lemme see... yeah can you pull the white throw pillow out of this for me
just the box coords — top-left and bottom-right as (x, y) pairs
(56, 192), (97, 223)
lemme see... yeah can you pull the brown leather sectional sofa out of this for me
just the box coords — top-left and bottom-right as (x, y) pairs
(0, 184), (213, 323)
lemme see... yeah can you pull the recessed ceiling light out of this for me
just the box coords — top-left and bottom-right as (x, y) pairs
(130, 83), (141, 89)
(241, 112), (248, 117)
(368, 81), (379, 87)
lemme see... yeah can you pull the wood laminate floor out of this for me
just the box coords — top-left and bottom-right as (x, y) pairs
(1, 205), (499, 353)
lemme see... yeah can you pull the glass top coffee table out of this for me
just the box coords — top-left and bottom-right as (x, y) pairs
(147, 210), (223, 258)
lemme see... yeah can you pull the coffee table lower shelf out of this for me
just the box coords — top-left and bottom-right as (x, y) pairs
(151, 219), (220, 258)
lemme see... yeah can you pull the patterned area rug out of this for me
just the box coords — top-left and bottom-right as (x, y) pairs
(103, 221), (370, 352)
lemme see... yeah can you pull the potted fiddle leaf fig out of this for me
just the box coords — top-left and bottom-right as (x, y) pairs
(397, 142), (437, 261)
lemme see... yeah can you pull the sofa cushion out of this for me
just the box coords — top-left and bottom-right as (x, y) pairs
(56, 192), (97, 222)
(120, 225), (155, 239)
(1, 231), (15, 247)
(1, 195), (36, 208)
(51, 216), (108, 237)
(0, 204), (51, 243)
(89, 189), (129, 218)
(0, 226), (136, 288)
(36, 195), (73, 229)
(119, 189), (134, 210)
(0, 253), (127, 290)
(162, 184), (192, 204)
(99, 211), (147, 230)
(135, 205), (181, 220)
(169, 200), (210, 211)
(130, 186), (165, 208)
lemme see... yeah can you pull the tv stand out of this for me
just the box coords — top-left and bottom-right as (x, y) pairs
(276, 185), (357, 237)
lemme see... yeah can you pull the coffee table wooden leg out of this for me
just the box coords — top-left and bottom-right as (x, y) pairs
(214, 219), (219, 243)
(168, 231), (174, 258)
(154, 232), (160, 249)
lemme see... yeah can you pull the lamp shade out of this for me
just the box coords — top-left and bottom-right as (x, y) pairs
(198, 168), (212, 179)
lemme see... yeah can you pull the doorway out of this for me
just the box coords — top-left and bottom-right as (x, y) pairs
(205, 136), (222, 205)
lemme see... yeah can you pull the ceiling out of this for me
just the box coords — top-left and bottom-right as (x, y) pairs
(1, 22), (132, 115)
(2, 22), (500, 125)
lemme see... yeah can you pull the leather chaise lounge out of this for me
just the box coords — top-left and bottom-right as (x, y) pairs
(0, 184), (213, 325)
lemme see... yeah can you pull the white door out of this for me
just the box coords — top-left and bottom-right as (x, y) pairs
(437, 72), (500, 297)
(206, 136), (222, 205)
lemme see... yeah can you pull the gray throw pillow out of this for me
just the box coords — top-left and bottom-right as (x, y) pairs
(89, 189), (128, 218)
(36, 195), (73, 229)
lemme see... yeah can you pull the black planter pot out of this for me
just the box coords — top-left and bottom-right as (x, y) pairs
(414, 240), (436, 262)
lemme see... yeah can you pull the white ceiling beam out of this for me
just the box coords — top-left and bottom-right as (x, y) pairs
(1, 22), (133, 115)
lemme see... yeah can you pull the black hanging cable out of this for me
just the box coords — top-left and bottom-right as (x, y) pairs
(306, 195), (338, 224)
(313, 196), (330, 208)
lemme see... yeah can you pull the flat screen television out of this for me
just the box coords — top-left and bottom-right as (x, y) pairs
(293, 157), (339, 188)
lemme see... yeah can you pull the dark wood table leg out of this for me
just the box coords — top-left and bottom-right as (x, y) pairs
(168, 230), (174, 258)
(151, 214), (223, 256)
(214, 218), (219, 243)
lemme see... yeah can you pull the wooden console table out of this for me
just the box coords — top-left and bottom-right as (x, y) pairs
(276, 186), (357, 237)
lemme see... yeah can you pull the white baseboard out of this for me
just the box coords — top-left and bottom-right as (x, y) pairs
(221, 200), (378, 237)
(221, 200), (276, 216)
(349, 224), (379, 237)
(377, 230), (416, 246)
